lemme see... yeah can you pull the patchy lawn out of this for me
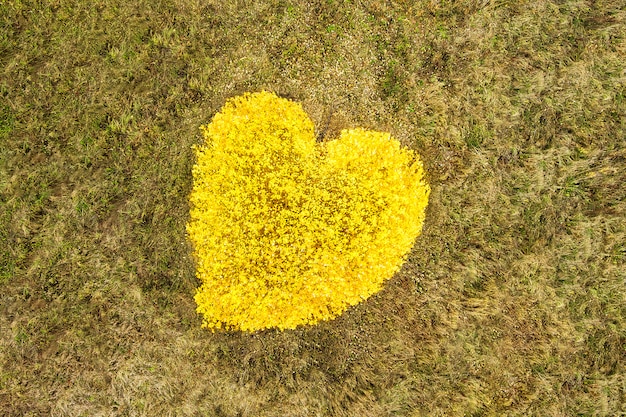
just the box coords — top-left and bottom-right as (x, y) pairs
(1, 1), (624, 416)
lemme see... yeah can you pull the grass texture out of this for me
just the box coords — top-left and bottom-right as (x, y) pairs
(1, 0), (625, 416)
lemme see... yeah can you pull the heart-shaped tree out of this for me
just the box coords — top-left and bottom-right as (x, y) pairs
(187, 91), (429, 331)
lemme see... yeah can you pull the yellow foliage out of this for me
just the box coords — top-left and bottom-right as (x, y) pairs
(187, 91), (430, 331)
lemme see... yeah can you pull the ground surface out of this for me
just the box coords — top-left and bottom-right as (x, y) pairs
(1, 1), (625, 416)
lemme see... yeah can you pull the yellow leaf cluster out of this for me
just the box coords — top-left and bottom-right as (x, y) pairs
(187, 91), (430, 331)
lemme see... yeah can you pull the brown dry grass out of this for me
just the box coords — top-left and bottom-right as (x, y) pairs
(1, 0), (625, 416)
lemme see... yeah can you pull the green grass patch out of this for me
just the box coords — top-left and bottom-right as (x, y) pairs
(0, 0), (625, 416)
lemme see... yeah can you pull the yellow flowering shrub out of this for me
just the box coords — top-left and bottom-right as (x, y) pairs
(187, 91), (430, 331)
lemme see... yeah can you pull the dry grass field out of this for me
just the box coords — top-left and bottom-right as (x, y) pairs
(1, 0), (625, 416)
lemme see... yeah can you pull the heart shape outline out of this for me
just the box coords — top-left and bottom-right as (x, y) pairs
(188, 91), (429, 331)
